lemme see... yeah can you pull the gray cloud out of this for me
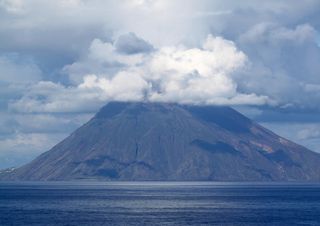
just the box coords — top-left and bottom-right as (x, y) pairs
(0, 54), (42, 83)
(10, 34), (271, 114)
(115, 32), (154, 54)
(235, 23), (320, 109)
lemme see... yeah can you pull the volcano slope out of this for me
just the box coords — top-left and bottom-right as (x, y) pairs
(2, 102), (320, 181)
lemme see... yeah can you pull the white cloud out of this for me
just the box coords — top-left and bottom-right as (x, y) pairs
(10, 81), (104, 113)
(144, 35), (268, 104)
(79, 72), (149, 102)
(64, 37), (149, 84)
(11, 34), (271, 113)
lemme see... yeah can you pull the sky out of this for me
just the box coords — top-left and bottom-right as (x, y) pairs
(1, 0), (320, 169)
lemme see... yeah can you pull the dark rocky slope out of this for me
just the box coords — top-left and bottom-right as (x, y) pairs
(2, 102), (320, 181)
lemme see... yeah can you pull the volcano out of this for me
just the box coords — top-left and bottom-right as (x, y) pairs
(2, 102), (320, 181)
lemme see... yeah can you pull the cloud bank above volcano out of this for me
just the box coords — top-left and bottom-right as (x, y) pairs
(11, 34), (271, 113)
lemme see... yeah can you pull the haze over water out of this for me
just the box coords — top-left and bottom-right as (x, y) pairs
(0, 182), (320, 226)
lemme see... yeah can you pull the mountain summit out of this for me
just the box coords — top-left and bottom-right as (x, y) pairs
(2, 102), (320, 181)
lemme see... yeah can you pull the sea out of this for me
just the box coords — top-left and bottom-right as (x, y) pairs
(0, 182), (320, 226)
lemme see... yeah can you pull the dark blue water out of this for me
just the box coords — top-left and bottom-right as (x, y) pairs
(0, 182), (320, 226)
